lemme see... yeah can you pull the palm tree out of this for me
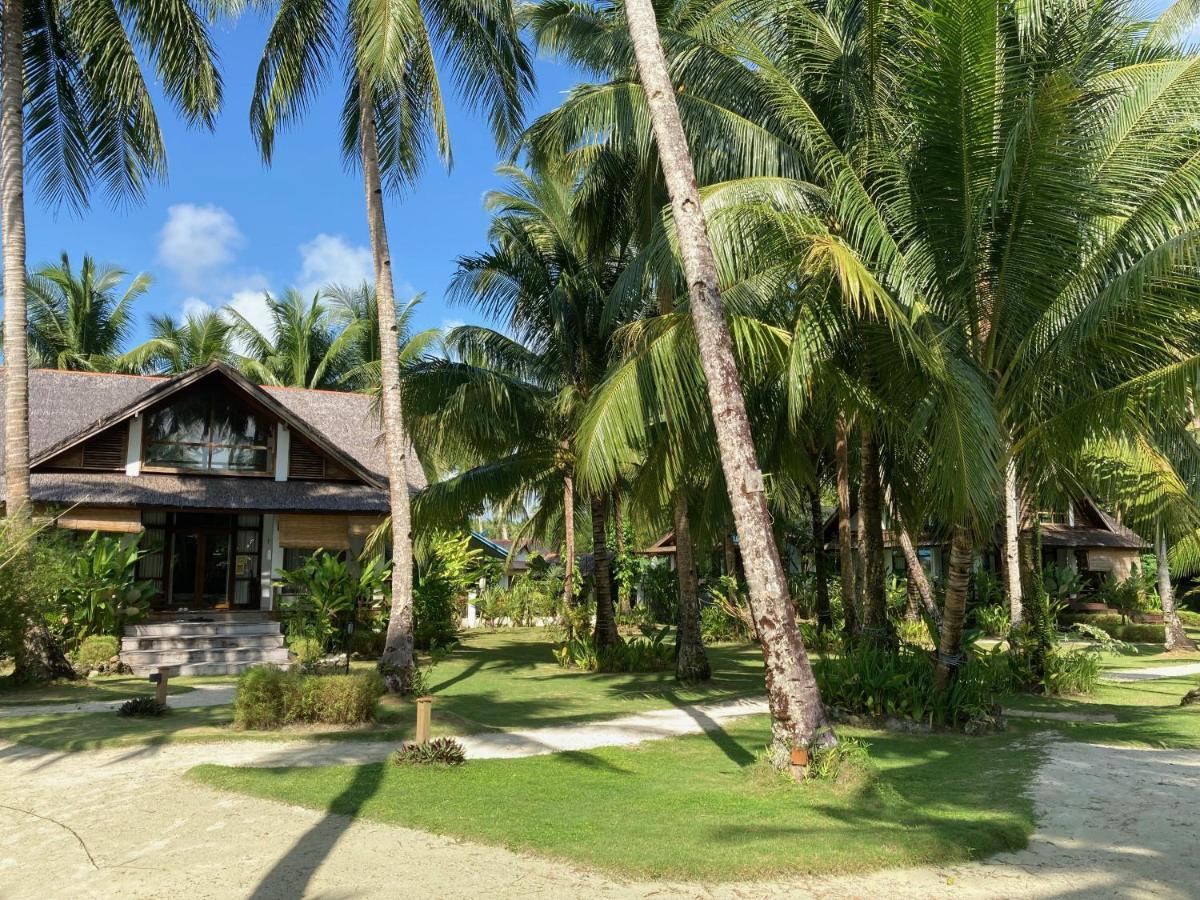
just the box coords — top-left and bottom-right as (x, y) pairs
(251, 0), (531, 690)
(325, 283), (439, 393)
(131, 310), (237, 375)
(22, 254), (146, 371)
(2, 0), (223, 516)
(407, 165), (637, 648)
(229, 288), (360, 389)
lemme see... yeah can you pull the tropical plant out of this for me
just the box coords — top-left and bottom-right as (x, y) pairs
(132, 309), (237, 374)
(117, 696), (169, 718)
(58, 532), (156, 646)
(23, 254), (147, 371)
(974, 605), (1010, 638)
(250, 0), (532, 692)
(230, 288), (361, 389)
(0, 519), (73, 680)
(325, 285), (440, 393)
(412, 532), (482, 649)
(392, 736), (467, 766)
(277, 551), (390, 653)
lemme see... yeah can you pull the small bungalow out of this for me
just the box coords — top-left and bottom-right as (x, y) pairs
(0, 363), (424, 674)
(468, 532), (559, 588)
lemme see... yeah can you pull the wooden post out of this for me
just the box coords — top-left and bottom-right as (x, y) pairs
(154, 667), (169, 706)
(415, 696), (432, 743)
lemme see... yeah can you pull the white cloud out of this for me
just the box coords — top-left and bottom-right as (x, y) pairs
(297, 233), (373, 297)
(158, 204), (244, 288)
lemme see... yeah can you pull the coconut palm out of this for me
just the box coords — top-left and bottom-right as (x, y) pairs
(131, 310), (237, 375)
(325, 284), (440, 393)
(407, 165), (640, 648)
(22, 254), (146, 371)
(2, 0), (223, 518)
(251, 0), (532, 690)
(229, 288), (360, 389)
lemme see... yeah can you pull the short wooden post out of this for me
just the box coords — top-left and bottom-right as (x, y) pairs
(415, 696), (432, 743)
(154, 667), (170, 706)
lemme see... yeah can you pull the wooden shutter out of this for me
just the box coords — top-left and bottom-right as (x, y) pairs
(58, 507), (143, 533)
(80, 429), (128, 469)
(277, 514), (350, 550)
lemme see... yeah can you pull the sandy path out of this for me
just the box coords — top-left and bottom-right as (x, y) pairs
(0, 684), (234, 718)
(1104, 661), (1200, 682)
(1, 723), (1197, 899)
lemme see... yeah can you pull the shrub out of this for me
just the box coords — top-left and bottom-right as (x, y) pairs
(58, 532), (155, 646)
(974, 604), (1010, 637)
(73, 634), (119, 672)
(700, 603), (743, 643)
(392, 737), (467, 766)
(640, 564), (679, 624)
(0, 521), (73, 676)
(798, 620), (843, 654)
(815, 644), (1010, 728)
(413, 532), (483, 649)
(1178, 610), (1200, 627)
(117, 696), (168, 717)
(287, 636), (324, 666)
(233, 666), (384, 729)
(894, 618), (935, 650)
(1041, 649), (1100, 695)
(555, 627), (673, 673)
(1060, 613), (1165, 643)
(278, 552), (389, 653)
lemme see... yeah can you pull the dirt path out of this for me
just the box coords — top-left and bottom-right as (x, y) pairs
(1, 720), (1197, 898)
(0, 684), (233, 718)
(1104, 661), (1200, 682)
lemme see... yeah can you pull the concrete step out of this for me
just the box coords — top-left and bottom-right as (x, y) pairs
(126, 621), (282, 638)
(122, 646), (291, 667)
(129, 660), (290, 677)
(121, 634), (284, 652)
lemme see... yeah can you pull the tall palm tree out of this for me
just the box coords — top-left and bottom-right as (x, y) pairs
(3, 0), (223, 516)
(23, 254), (146, 371)
(132, 310), (237, 375)
(251, 0), (532, 690)
(230, 288), (360, 389)
(408, 165), (639, 648)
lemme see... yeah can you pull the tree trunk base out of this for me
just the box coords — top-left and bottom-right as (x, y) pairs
(379, 638), (415, 694)
(675, 641), (711, 682)
(12, 620), (77, 684)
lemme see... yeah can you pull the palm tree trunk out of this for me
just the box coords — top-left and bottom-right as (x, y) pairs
(723, 532), (738, 581)
(860, 430), (889, 640)
(623, 0), (834, 757)
(808, 486), (832, 630)
(591, 495), (619, 648)
(3, 0), (31, 517)
(562, 465), (575, 630)
(360, 83), (415, 692)
(613, 488), (632, 615)
(674, 489), (710, 681)
(835, 414), (858, 637)
(935, 526), (973, 691)
(1003, 456), (1024, 628)
(897, 524), (941, 626)
(1157, 523), (1196, 652)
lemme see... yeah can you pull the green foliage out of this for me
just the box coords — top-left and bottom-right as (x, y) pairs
(407, 640), (459, 697)
(287, 636), (325, 667)
(974, 605), (1010, 637)
(971, 571), (1005, 608)
(233, 667), (384, 729)
(1040, 650), (1101, 696)
(797, 621), (843, 654)
(555, 627), (674, 673)
(72, 635), (119, 672)
(640, 565), (679, 624)
(805, 737), (873, 783)
(1042, 566), (1084, 603)
(894, 618), (935, 651)
(414, 532), (482, 649)
(58, 532), (155, 645)
(0, 523), (72, 672)
(392, 737), (467, 767)
(1059, 614), (1166, 643)
(278, 552), (390, 653)
(117, 696), (169, 718)
(700, 603), (746, 643)
(815, 646), (1009, 728)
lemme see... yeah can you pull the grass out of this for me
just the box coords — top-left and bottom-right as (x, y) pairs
(1002, 673), (1200, 748)
(189, 715), (1039, 880)
(0, 629), (767, 751)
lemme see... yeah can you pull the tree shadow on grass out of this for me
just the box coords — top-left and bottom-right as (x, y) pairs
(663, 693), (756, 767)
(248, 762), (387, 900)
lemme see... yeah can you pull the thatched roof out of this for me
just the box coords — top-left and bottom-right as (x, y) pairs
(0, 366), (425, 513)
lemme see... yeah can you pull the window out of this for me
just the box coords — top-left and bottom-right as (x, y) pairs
(143, 386), (272, 473)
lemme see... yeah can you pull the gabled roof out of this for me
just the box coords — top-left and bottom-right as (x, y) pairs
(0, 365), (427, 511)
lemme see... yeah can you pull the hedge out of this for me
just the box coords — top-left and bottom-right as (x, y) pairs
(1060, 613), (1165, 643)
(234, 667), (384, 729)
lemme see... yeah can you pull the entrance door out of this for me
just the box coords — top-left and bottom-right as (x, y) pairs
(155, 512), (262, 610)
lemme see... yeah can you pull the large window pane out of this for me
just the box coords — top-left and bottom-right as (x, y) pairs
(145, 442), (208, 469)
(143, 386), (270, 473)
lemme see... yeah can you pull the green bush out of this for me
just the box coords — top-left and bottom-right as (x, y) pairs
(1060, 613), (1164, 643)
(1041, 649), (1100, 695)
(233, 666), (384, 729)
(894, 617), (935, 650)
(278, 552), (389, 653)
(554, 627), (674, 673)
(814, 645), (1009, 728)
(640, 564), (679, 624)
(974, 604), (1010, 637)
(392, 737), (467, 766)
(413, 532), (483, 649)
(798, 620), (843, 654)
(700, 603), (744, 643)
(0, 521), (73, 675)
(58, 531), (155, 646)
(1178, 610), (1200, 627)
(73, 634), (119, 671)
(287, 636), (324, 666)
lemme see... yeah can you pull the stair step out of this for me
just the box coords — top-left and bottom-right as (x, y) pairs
(130, 660), (290, 677)
(126, 621), (282, 638)
(121, 634), (284, 652)
(122, 646), (291, 666)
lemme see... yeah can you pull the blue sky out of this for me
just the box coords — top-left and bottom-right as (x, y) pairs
(23, 10), (582, 342)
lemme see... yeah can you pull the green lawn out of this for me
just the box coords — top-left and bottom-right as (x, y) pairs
(189, 715), (1038, 880)
(0, 673), (198, 705)
(0, 629), (767, 751)
(1002, 673), (1200, 748)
